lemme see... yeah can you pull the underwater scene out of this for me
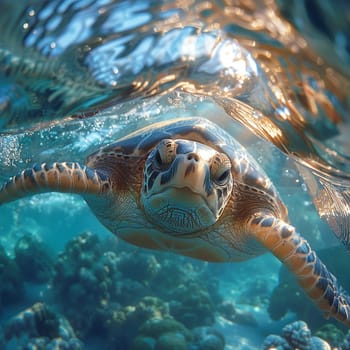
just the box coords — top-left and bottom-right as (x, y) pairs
(1, 0), (350, 349)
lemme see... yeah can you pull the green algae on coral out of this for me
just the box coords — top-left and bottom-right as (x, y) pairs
(155, 332), (187, 350)
(138, 317), (192, 340)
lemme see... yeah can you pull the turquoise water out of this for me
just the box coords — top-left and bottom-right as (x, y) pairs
(1, 1), (350, 349)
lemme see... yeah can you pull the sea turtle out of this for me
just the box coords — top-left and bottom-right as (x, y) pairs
(0, 117), (350, 326)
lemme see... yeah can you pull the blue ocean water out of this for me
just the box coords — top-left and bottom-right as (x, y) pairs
(0, 1), (350, 349)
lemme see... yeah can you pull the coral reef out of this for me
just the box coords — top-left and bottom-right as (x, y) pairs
(262, 320), (331, 350)
(52, 231), (121, 336)
(341, 329), (350, 349)
(51, 231), (224, 345)
(102, 296), (171, 347)
(9, 228), (346, 349)
(0, 244), (23, 308)
(217, 300), (257, 326)
(315, 324), (345, 348)
(132, 317), (225, 350)
(154, 332), (187, 350)
(7, 229), (340, 349)
(191, 326), (226, 350)
(167, 280), (215, 328)
(283, 320), (312, 349)
(262, 334), (291, 349)
(117, 250), (160, 283)
(14, 233), (54, 283)
(1, 302), (83, 349)
(236, 278), (271, 308)
(0, 230), (233, 348)
(138, 317), (192, 340)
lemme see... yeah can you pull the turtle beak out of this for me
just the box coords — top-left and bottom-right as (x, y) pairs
(161, 154), (217, 216)
(168, 154), (211, 194)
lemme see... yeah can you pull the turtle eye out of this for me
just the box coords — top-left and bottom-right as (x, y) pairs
(216, 169), (231, 183)
(210, 153), (231, 185)
(154, 139), (177, 168)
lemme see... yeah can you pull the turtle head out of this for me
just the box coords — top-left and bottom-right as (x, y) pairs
(141, 139), (233, 235)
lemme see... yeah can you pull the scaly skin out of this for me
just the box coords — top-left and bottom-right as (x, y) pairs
(0, 162), (110, 203)
(251, 214), (350, 326)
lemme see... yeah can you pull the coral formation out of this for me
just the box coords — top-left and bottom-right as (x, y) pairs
(131, 317), (225, 350)
(191, 326), (226, 350)
(51, 231), (224, 345)
(236, 278), (271, 308)
(9, 227), (344, 349)
(262, 334), (291, 349)
(131, 336), (155, 350)
(14, 233), (54, 283)
(217, 300), (257, 326)
(102, 296), (171, 347)
(0, 230), (230, 348)
(262, 321), (331, 350)
(154, 332), (187, 350)
(1, 302), (83, 349)
(283, 320), (312, 349)
(138, 317), (192, 340)
(8, 229), (338, 349)
(52, 231), (121, 335)
(315, 324), (345, 348)
(341, 329), (350, 349)
(0, 244), (23, 308)
(131, 317), (191, 350)
(117, 250), (160, 283)
(168, 280), (215, 328)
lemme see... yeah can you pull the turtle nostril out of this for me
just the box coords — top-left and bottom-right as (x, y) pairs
(187, 153), (199, 162)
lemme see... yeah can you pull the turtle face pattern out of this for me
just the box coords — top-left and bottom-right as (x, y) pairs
(141, 138), (233, 235)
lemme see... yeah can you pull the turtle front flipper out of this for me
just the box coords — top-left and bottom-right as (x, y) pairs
(250, 214), (350, 326)
(0, 162), (111, 204)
